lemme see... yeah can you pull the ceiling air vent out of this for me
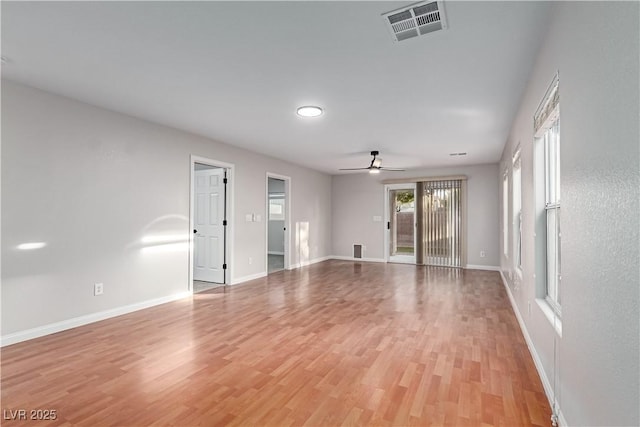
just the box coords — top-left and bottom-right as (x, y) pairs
(382, 1), (447, 42)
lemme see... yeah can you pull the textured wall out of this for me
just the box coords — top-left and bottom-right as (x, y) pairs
(499, 2), (639, 425)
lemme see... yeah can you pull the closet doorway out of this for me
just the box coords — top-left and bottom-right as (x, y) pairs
(266, 174), (291, 273)
(189, 156), (234, 293)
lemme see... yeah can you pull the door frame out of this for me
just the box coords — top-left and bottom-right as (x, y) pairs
(189, 155), (235, 291)
(384, 183), (417, 264)
(265, 172), (291, 271)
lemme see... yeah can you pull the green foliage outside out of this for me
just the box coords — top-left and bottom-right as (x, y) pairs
(396, 191), (414, 204)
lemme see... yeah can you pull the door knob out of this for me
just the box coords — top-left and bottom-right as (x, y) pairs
(193, 229), (198, 233)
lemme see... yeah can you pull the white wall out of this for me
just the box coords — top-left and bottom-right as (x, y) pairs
(1, 80), (332, 337)
(499, 2), (639, 426)
(332, 164), (500, 267)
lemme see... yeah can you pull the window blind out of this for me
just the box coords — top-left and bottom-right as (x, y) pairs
(417, 179), (464, 267)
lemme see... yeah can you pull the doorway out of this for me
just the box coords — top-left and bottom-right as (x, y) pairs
(385, 183), (417, 264)
(266, 174), (290, 273)
(190, 156), (234, 293)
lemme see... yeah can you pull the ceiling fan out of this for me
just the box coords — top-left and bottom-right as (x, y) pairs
(339, 150), (406, 174)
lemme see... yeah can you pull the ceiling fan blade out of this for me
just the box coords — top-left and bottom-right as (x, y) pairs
(379, 167), (406, 171)
(338, 167), (371, 171)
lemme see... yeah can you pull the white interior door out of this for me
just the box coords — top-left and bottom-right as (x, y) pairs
(194, 168), (225, 283)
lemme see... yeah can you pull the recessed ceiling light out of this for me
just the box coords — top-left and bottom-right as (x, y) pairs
(296, 106), (323, 118)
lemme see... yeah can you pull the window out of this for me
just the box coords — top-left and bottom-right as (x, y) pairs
(544, 120), (561, 310)
(513, 149), (522, 273)
(503, 173), (509, 256)
(534, 74), (560, 315)
(269, 194), (285, 221)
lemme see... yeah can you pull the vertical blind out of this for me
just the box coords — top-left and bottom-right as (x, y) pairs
(417, 179), (464, 267)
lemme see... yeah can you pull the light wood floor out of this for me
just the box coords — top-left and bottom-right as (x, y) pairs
(1, 260), (551, 426)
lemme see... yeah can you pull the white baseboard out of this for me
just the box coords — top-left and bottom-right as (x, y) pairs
(289, 255), (332, 270)
(231, 271), (268, 285)
(330, 255), (386, 263)
(499, 271), (567, 427)
(1, 291), (192, 347)
(465, 264), (501, 271)
(268, 251), (284, 256)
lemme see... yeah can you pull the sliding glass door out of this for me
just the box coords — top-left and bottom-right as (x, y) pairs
(385, 179), (465, 267)
(416, 178), (466, 267)
(420, 180), (463, 267)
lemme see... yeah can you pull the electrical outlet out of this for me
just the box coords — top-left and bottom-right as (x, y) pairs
(248, 257), (253, 265)
(480, 250), (486, 258)
(94, 283), (104, 296)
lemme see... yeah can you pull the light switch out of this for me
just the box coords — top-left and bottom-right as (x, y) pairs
(373, 215), (382, 222)
(245, 214), (253, 222)
(255, 214), (262, 222)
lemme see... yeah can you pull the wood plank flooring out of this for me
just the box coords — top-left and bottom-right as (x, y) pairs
(1, 260), (551, 426)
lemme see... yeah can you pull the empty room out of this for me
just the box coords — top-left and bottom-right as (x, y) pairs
(1, 1), (638, 426)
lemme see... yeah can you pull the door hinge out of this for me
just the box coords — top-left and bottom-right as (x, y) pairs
(223, 264), (227, 270)
(387, 221), (390, 230)
(223, 220), (228, 226)
(223, 178), (228, 184)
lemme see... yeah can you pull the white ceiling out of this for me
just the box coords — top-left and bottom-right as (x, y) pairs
(1, 1), (551, 174)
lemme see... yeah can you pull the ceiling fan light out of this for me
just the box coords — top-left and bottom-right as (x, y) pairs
(296, 106), (323, 118)
(372, 158), (382, 168)
(369, 168), (380, 174)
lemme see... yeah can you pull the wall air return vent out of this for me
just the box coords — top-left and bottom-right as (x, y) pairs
(382, 1), (447, 42)
(353, 244), (363, 259)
